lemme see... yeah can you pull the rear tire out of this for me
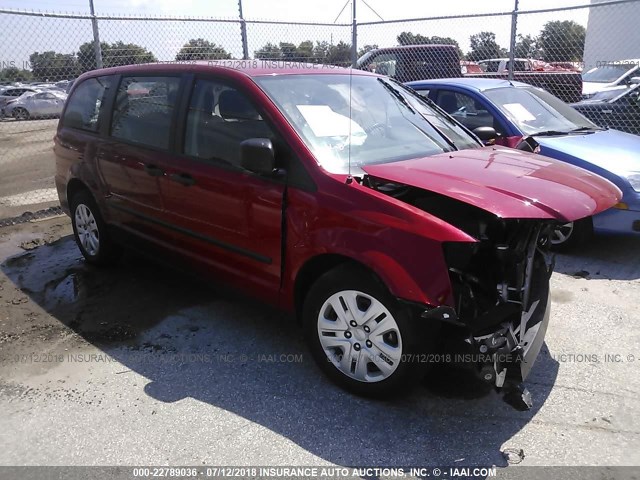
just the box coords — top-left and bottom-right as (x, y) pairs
(550, 217), (592, 251)
(303, 263), (437, 397)
(70, 190), (121, 266)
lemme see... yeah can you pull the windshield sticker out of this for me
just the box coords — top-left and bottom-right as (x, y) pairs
(296, 105), (366, 143)
(503, 103), (536, 121)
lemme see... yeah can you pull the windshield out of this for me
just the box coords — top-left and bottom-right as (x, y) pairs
(582, 64), (636, 83)
(255, 74), (480, 174)
(588, 85), (637, 102)
(484, 86), (597, 135)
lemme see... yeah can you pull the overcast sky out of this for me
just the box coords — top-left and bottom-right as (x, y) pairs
(0, 0), (591, 68)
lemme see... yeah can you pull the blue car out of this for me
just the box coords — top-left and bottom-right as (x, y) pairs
(407, 78), (640, 249)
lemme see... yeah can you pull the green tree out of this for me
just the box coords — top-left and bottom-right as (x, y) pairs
(176, 38), (231, 61)
(29, 51), (79, 81)
(538, 20), (586, 62)
(77, 41), (156, 73)
(295, 41), (315, 62)
(0, 66), (33, 82)
(514, 34), (540, 59)
(357, 44), (378, 58)
(396, 32), (463, 58)
(326, 41), (352, 66)
(467, 31), (507, 61)
(279, 42), (298, 60)
(255, 42), (282, 60)
(312, 41), (332, 62)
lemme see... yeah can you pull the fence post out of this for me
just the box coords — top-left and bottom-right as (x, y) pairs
(507, 0), (519, 80)
(88, 0), (103, 69)
(238, 0), (249, 60)
(351, 0), (357, 67)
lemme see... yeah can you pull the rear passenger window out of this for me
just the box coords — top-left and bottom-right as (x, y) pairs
(110, 76), (180, 149)
(62, 76), (110, 132)
(184, 79), (274, 166)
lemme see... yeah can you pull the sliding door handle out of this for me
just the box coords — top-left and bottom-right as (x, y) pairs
(169, 173), (196, 186)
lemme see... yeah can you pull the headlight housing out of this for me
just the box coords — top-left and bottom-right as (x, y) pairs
(627, 173), (640, 193)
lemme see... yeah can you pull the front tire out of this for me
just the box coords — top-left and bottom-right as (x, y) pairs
(303, 264), (435, 397)
(550, 217), (592, 251)
(70, 190), (121, 266)
(12, 107), (29, 121)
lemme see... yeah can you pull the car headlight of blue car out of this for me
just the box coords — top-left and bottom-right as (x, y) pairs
(626, 173), (640, 193)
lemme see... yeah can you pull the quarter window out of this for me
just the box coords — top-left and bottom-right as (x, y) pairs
(184, 79), (274, 167)
(62, 77), (110, 132)
(110, 76), (180, 149)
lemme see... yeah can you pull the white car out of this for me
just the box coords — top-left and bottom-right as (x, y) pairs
(582, 59), (640, 98)
(2, 90), (67, 120)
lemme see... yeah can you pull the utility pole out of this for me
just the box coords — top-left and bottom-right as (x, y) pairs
(238, 0), (249, 60)
(351, 0), (357, 67)
(89, 0), (103, 69)
(507, 0), (519, 80)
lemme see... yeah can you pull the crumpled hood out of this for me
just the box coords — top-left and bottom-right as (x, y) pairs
(534, 129), (640, 179)
(362, 147), (621, 222)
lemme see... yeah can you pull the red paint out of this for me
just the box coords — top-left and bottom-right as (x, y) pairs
(363, 147), (621, 222)
(56, 63), (621, 313)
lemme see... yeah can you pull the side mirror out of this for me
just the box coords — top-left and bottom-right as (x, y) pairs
(472, 126), (497, 145)
(240, 138), (275, 175)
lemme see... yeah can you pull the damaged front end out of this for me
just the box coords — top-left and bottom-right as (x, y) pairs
(437, 220), (554, 409)
(365, 176), (557, 409)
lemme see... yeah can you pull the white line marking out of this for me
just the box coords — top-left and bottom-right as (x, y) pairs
(0, 188), (58, 206)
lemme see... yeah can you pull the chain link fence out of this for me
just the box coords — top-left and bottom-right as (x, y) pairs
(1, 0), (639, 219)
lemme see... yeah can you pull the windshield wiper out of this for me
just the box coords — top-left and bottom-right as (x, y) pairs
(532, 130), (571, 136)
(377, 78), (415, 114)
(534, 126), (604, 137)
(377, 78), (459, 151)
(569, 126), (604, 132)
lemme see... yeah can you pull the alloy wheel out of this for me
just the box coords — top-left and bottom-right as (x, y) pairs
(550, 222), (574, 245)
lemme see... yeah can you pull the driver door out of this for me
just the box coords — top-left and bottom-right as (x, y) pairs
(158, 77), (285, 302)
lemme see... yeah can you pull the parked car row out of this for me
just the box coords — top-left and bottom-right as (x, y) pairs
(408, 77), (640, 247)
(53, 62), (622, 408)
(357, 46), (640, 135)
(0, 85), (68, 120)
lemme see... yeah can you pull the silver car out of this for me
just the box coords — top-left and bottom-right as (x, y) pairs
(0, 86), (40, 109)
(2, 90), (67, 120)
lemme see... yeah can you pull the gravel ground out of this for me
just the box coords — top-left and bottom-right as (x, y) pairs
(0, 216), (639, 471)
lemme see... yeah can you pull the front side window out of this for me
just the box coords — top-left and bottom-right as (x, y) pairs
(110, 76), (180, 149)
(435, 90), (504, 134)
(62, 76), (110, 132)
(183, 79), (274, 166)
(256, 74), (480, 174)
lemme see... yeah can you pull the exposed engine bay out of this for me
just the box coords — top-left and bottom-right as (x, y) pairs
(364, 175), (556, 409)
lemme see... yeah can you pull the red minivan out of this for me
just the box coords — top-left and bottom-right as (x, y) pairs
(54, 62), (620, 403)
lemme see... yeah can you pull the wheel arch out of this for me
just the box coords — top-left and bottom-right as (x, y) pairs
(293, 254), (384, 323)
(66, 177), (92, 206)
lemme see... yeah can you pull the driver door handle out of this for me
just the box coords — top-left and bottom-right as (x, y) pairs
(169, 173), (196, 186)
(144, 164), (165, 177)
